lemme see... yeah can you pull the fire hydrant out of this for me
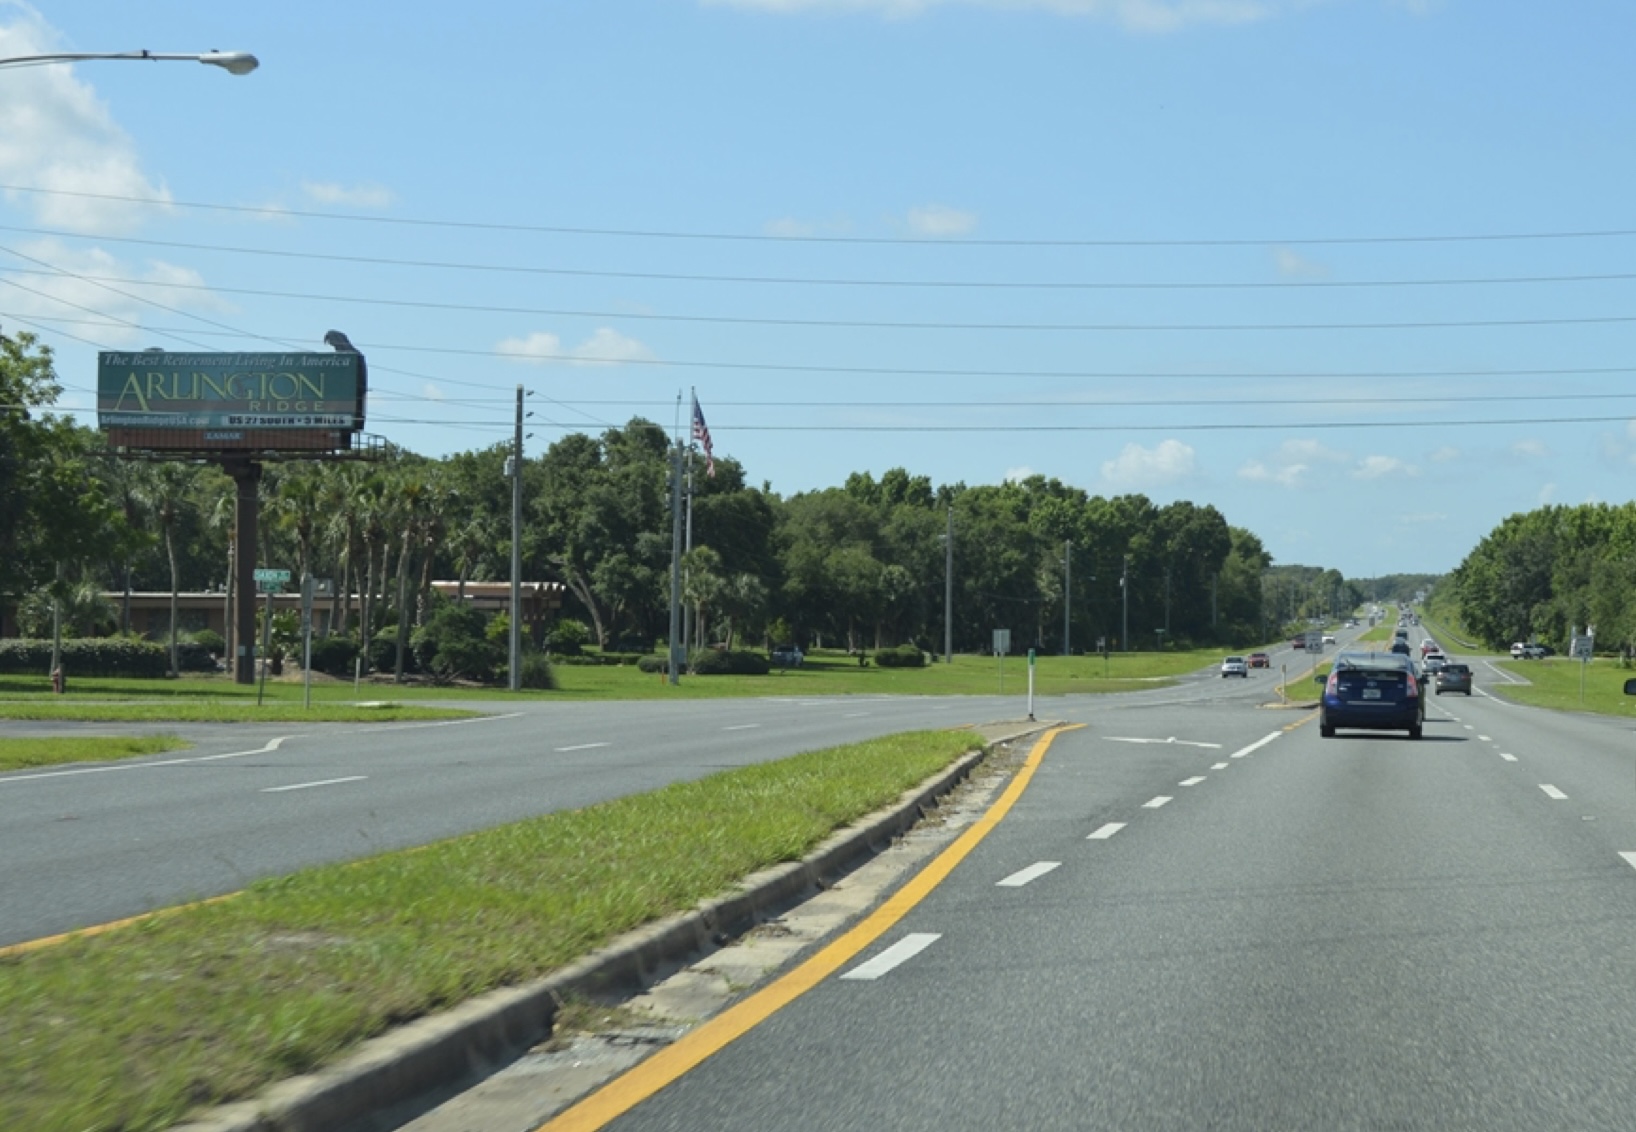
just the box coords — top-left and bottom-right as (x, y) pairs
(51, 665), (65, 695)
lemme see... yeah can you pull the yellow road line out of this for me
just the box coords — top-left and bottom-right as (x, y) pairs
(539, 722), (1084, 1132)
(0, 891), (241, 959)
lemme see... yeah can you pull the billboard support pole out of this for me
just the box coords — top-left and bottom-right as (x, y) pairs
(230, 458), (261, 685)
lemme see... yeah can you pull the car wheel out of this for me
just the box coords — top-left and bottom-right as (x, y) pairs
(1320, 724), (1335, 738)
(1409, 725), (1423, 740)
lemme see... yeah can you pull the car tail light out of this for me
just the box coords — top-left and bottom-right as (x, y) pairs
(1404, 674), (1420, 699)
(1325, 671), (1339, 694)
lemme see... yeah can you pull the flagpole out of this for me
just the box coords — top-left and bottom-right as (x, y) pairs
(683, 439), (694, 655)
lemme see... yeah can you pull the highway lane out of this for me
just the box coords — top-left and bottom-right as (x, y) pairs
(582, 676), (1636, 1132)
(0, 637), (1336, 949)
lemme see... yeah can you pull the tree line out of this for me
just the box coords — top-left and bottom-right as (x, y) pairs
(1444, 502), (1636, 655)
(5, 333), (1385, 665)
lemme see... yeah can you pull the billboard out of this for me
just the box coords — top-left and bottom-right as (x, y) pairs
(97, 351), (367, 453)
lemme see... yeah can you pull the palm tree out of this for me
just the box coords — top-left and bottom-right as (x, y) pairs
(135, 462), (195, 676)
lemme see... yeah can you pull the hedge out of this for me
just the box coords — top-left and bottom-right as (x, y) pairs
(873, 644), (926, 669)
(689, 648), (771, 676)
(0, 638), (171, 678)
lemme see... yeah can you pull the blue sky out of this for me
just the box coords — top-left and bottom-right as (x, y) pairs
(3, 0), (1634, 579)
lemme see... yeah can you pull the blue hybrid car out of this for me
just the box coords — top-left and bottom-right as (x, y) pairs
(1317, 651), (1426, 740)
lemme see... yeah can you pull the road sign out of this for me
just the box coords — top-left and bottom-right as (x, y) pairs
(1570, 635), (1593, 661)
(1303, 630), (1323, 652)
(253, 568), (291, 583)
(993, 629), (1011, 656)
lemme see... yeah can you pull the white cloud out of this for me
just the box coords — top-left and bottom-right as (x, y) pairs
(1237, 438), (1347, 489)
(1100, 439), (1197, 488)
(0, 8), (171, 234)
(764, 215), (854, 237)
(1537, 482), (1557, 505)
(0, 237), (230, 343)
(1352, 455), (1418, 480)
(1428, 446), (1460, 463)
(496, 327), (657, 367)
(1004, 465), (1037, 482)
(422, 382), (445, 401)
(1272, 245), (1328, 278)
(1511, 438), (1550, 459)
(301, 181), (396, 209)
(905, 204), (978, 237)
(703, 0), (1276, 33)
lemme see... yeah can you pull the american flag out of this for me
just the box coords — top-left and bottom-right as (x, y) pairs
(691, 391), (715, 477)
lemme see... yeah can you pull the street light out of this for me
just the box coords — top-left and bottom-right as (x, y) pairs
(0, 50), (258, 74)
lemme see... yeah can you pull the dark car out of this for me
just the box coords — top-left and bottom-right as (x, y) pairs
(1316, 651), (1425, 740)
(1389, 640), (1412, 657)
(1435, 662), (1472, 695)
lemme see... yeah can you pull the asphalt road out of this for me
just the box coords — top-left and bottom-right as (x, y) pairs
(0, 644), (1311, 950)
(558, 633), (1636, 1131)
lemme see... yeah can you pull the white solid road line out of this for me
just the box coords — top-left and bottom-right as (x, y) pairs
(1179, 776), (1207, 787)
(554, 742), (611, 752)
(1229, 732), (1282, 760)
(1087, 822), (1126, 840)
(1500, 753), (1518, 762)
(997, 861), (1062, 887)
(1143, 795), (1173, 809)
(1620, 852), (1636, 872)
(841, 933), (942, 981)
(0, 735), (297, 785)
(261, 775), (367, 794)
(722, 724), (761, 731)
(1539, 784), (1569, 800)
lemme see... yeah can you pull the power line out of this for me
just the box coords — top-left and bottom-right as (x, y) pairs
(11, 306), (1636, 337)
(11, 311), (1636, 384)
(4, 184), (1636, 247)
(7, 238), (1636, 293)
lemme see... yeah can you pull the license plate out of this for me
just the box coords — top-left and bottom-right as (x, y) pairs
(1362, 688), (1381, 700)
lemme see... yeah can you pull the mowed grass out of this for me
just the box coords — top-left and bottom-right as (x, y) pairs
(1487, 657), (1636, 716)
(0, 735), (190, 771)
(0, 729), (985, 1132)
(0, 648), (1236, 717)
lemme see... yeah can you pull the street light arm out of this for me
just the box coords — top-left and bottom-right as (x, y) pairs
(0, 50), (257, 74)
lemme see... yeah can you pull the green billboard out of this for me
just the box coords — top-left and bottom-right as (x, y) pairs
(97, 351), (366, 452)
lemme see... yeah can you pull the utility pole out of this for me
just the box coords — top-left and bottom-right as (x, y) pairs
(1062, 539), (1071, 656)
(943, 504), (953, 664)
(682, 447), (694, 654)
(508, 384), (523, 692)
(667, 441), (683, 685)
(1121, 554), (1129, 653)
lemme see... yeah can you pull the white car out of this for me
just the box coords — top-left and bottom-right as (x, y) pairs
(1221, 656), (1249, 678)
(1322, 633), (1336, 645)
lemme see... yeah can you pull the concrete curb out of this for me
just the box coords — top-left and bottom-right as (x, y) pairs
(174, 722), (1054, 1132)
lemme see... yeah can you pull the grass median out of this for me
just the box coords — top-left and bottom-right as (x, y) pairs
(0, 735), (190, 771)
(0, 728), (986, 1132)
(1486, 656), (1636, 716)
(0, 647), (1258, 719)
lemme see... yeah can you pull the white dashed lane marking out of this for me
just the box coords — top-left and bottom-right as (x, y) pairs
(1539, 784), (1569, 800)
(722, 724), (761, 732)
(554, 743), (610, 752)
(1620, 853), (1636, 873)
(1211, 762), (1229, 770)
(1087, 823), (1126, 840)
(1179, 776), (1207, 787)
(841, 933), (941, 981)
(997, 861), (1062, 888)
(1143, 796), (1173, 809)
(262, 776), (367, 794)
(1500, 753), (1518, 762)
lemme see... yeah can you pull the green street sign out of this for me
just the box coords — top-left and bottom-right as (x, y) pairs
(253, 569), (291, 583)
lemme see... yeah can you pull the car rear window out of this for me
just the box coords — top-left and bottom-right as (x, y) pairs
(1443, 664), (1469, 674)
(1335, 667), (1409, 691)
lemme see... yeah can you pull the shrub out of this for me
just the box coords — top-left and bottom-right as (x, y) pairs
(176, 641), (218, 673)
(411, 601), (495, 682)
(636, 655), (668, 674)
(188, 629), (226, 655)
(518, 652), (556, 690)
(874, 645), (926, 668)
(309, 635), (360, 678)
(689, 648), (771, 676)
(545, 619), (591, 657)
